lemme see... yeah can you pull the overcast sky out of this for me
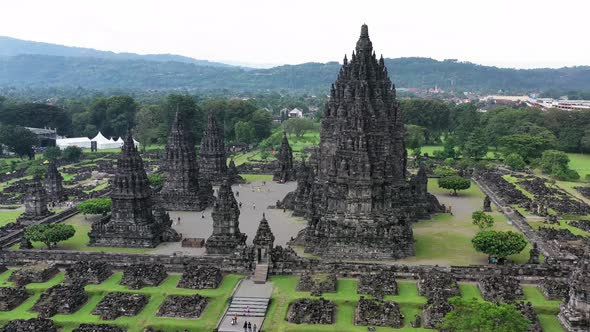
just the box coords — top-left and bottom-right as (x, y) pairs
(1, 0), (588, 69)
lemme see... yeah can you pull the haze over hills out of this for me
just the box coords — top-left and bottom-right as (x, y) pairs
(1, 36), (589, 93)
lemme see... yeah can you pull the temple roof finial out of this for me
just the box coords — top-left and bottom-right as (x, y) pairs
(360, 24), (369, 38)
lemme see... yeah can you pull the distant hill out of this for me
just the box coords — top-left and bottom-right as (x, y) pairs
(1, 37), (590, 93)
(0, 36), (233, 67)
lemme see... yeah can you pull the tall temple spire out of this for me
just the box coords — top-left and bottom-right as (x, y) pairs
(89, 133), (179, 248)
(206, 179), (246, 254)
(158, 111), (213, 211)
(199, 112), (228, 185)
(272, 132), (295, 183)
(286, 24), (442, 260)
(45, 161), (65, 202)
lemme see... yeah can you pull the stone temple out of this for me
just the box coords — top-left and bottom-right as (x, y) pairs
(158, 112), (213, 211)
(199, 113), (228, 185)
(292, 24), (441, 259)
(44, 161), (65, 202)
(88, 133), (180, 248)
(559, 248), (590, 331)
(18, 177), (54, 222)
(206, 179), (247, 254)
(273, 132), (296, 183)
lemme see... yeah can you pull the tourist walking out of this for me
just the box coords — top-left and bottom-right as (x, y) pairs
(248, 322), (252, 332)
(252, 203), (256, 210)
(243, 321), (247, 332)
(253, 323), (257, 332)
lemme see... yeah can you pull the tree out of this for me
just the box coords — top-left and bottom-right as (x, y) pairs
(434, 166), (458, 177)
(405, 124), (426, 153)
(62, 146), (83, 162)
(283, 117), (314, 138)
(77, 198), (112, 215)
(234, 121), (256, 144)
(461, 129), (488, 159)
(440, 298), (530, 332)
(0, 125), (38, 159)
(0, 103), (72, 135)
(499, 123), (556, 162)
(25, 224), (76, 249)
(539, 150), (580, 181)
(472, 211), (495, 230)
(472, 230), (527, 261)
(26, 165), (47, 178)
(43, 146), (62, 161)
(581, 128), (590, 153)
(147, 174), (165, 188)
(249, 109), (273, 141)
(134, 105), (161, 151)
(438, 176), (471, 195)
(504, 153), (526, 170)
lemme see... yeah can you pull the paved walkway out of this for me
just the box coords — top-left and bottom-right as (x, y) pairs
(153, 181), (305, 255)
(217, 279), (273, 332)
(473, 176), (573, 261)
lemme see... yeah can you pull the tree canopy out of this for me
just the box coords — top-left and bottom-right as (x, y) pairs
(25, 224), (76, 249)
(472, 230), (528, 260)
(441, 297), (530, 332)
(438, 176), (471, 195)
(77, 198), (112, 215)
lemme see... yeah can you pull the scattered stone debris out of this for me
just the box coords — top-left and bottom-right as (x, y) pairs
(177, 265), (222, 289)
(32, 283), (88, 317)
(478, 275), (523, 303)
(417, 269), (459, 300)
(120, 263), (167, 289)
(157, 295), (208, 319)
(354, 296), (404, 328)
(0, 287), (29, 311)
(8, 263), (59, 287)
(538, 278), (569, 300)
(0, 318), (57, 332)
(73, 324), (126, 332)
(296, 272), (337, 296)
(65, 261), (113, 285)
(421, 298), (454, 329)
(93, 292), (149, 320)
(357, 270), (398, 297)
(286, 298), (335, 324)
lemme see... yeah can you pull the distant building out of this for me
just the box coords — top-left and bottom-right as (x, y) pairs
(288, 108), (304, 118)
(530, 98), (590, 111)
(25, 127), (57, 147)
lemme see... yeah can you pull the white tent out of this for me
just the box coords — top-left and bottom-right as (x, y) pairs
(91, 132), (120, 149)
(56, 137), (91, 149)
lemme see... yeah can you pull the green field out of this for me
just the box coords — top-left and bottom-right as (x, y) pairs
(240, 174), (273, 183)
(566, 153), (590, 179)
(0, 210), (23, 227)
(0, 269), (242, 332)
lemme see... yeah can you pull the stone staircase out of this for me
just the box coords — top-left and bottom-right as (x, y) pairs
(225, 297), (269, 318)
(252, 263), (268, 284)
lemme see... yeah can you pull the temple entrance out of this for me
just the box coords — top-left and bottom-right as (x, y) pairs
(257, 248), (262, 262)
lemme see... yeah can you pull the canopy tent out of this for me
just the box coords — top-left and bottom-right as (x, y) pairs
(56, 137), (91, 149)
(91, 132), (120, 150)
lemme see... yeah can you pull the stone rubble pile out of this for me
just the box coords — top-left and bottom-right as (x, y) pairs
(120, 263), (168, 289)
(157, 295), (208, 318)
(93, 292), (148, 320)
(177, 265), (222, 289)
(32, 284), (88, 317)
(286, 298), (335, 324)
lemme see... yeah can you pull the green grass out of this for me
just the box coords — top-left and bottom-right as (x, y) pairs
(458, 283), (483, 301)
(0, 210), (23, 227)
(566, 153), (590, 179)
(538, 314), (565, 332)
(240, 174), (273, 183)
(0, 269), (242, 332)
(522, 285), (561, 315)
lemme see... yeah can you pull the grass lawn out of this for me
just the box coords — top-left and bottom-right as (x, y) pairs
(0, 269), (242, 332)
(0, 210), (23, 227)
(240, 174), (273, 183)
(566, 153), (590, 179)
(398, 179), (531, 265)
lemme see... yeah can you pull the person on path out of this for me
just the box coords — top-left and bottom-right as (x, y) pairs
(248, 322), (252, 332)
(253, 323), (257, 332)
(253, 203), (256, 210)
(243, 321), (247, 332)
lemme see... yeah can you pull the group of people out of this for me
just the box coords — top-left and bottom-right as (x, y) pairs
(229, 314), (257, 332)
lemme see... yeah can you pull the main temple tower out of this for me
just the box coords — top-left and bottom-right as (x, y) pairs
(303, 24), (440, 259)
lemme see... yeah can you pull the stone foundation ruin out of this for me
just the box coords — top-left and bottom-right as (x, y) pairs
(0, 318), (57, 332)
(354, 297), (404, 328)
(177, 265), (222, 289)
(286, 298), (335, 324)
(0, 287), (29, 311)
(478, 275), (523, 303)
(157, 294), (208, 319)
(417, 269), (459, 300)
(32, 284), (88, 317)
(120, 263), (168, 289)
(296, 272), (337, 296)
(8, 263), (59, 287)
(357, 270), (398, 297)
(73, 324), (126, 332)
(93, 292), (148, 320)
(65, 261), (113, 285)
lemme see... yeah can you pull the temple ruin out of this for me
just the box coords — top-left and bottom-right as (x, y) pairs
(206, 179), (247, 254)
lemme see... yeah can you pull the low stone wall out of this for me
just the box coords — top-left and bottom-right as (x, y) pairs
(0, 249), (250, 273)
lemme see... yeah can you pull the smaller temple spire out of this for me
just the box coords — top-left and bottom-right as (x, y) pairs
(273, 132), (295, 183)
